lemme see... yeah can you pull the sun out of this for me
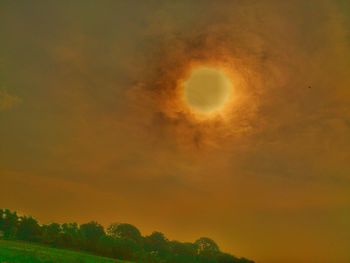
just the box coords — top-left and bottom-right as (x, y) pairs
(183, 67), (233, 116)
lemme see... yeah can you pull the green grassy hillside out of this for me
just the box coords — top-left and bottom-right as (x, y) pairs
(0, 240), (129, 263)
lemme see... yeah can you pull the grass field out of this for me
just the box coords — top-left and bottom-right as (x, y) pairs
(0, 240), (129, 263)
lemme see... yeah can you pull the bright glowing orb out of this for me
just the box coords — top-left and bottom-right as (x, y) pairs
(183, 67), (233, 114)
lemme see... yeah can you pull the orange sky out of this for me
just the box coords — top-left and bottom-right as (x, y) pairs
(1, 1), (350, 262)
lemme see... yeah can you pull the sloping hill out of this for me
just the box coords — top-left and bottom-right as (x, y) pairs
(0, 240), (130, 263)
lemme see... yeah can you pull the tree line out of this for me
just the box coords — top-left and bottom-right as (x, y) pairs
(0, 209), (254, 263)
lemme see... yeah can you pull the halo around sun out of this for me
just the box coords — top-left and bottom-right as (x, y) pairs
(182, 67), (233, 116)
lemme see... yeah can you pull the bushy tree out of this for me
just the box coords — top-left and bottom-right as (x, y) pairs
(170, 240), (197, 255)
(145, 231), (168, 250)
(80, 221), (105, 241)
(195, 237), (220, 257)
(60, 222), (80, 248)
(41, 223), (61, 245)
(16, 216), (41, 241)
(107, 223), (142, 243)
(169, 241), (198, 262)
(0, 209), (19, 239)
(80, 221), (105, 250)
(0, 209), (255, 263)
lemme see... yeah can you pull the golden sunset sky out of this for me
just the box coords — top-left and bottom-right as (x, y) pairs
(1, 1), (350, 262)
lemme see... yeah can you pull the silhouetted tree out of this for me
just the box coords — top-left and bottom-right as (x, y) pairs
(80, 221), (105, 241)
(107, 223), (142, 243)
(0, 209), (18, 239)
(60, 222), (80, 248)
(41, 223), (61, 245)
(0, 209), (255, 263)
(195, 237), (220, 257)
(16, 216), (41, 242)
(144, 231), (170, 260)
(80, 221), (105, 251)
(170, 240), (197, 255)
